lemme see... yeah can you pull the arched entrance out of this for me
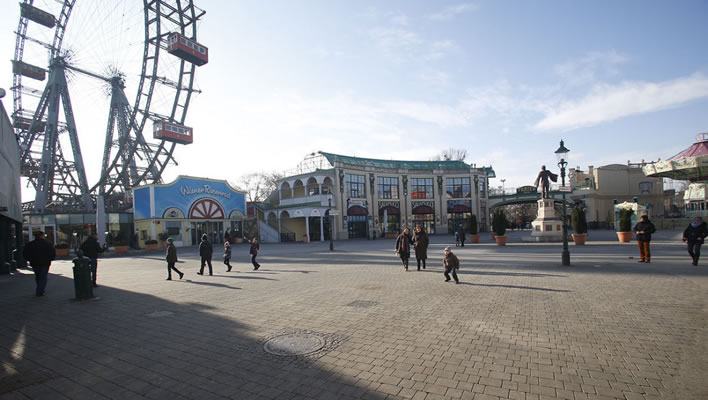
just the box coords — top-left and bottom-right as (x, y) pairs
(347, 205), (368, 239)
(379, 205), (400, 237)
(412, 204), (435, 234)
(188, 198), (226, 245)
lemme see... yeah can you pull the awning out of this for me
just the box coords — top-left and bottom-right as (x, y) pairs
(379, 205), (400, 215)
(412, 205), (434, 214)
(347, 205), (368, 216)
(447, 204), (471, 213)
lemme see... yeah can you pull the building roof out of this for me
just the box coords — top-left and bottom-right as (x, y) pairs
(318, 151), (474, 171)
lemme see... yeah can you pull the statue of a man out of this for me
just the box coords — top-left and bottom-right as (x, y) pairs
(534, 165), (558, 199)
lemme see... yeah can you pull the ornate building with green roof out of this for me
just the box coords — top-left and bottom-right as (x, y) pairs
(260, 152), (494, 242)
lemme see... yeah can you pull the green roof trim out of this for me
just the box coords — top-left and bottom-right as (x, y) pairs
(319, 151), (472, 170)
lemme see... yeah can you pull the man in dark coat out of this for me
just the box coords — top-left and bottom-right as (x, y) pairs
(395, 228), (412, 271)
(457, 225), (466, 247)
(412, 225), (429, 270)
(633, 215), (656, 263)
(683, 216), (708, 266)
(165, 238), (184, 280)
(198, 234), (213, 275)
(22, 231), (56, 296)
(443, 246), (460, 284)
(249, 238), (260, 270)
(80, 233), (106, 287)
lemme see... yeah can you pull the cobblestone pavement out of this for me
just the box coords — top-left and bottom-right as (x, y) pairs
(1, 229), (707, 400)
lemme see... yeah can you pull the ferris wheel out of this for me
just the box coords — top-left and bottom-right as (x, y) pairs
(11, 0), (208, 214)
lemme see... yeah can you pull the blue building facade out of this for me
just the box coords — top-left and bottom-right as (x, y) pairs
(133, 176), (247, 247)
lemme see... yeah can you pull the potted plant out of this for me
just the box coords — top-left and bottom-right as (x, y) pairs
(54, 242), (70, 257)
(467, 215), (480, 243)
(492, 209), (508, 246)
(144, 239), (159, 251)
(571, 207), (588, 245)
(114, 241), (130, 253)
(617, 208), (633, 242)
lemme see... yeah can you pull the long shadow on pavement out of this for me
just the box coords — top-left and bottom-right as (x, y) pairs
(0, 273), (385, 400)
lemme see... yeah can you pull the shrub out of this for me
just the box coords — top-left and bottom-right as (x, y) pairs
(54, 243), (70, 249)
(145, 239), (158, 245)
(114, 241), (129, 246)
(618, 209), (634, 232)
(467, 214), (478, 235)
(158, 232), (170, 241)
(492, 209), (507, 236)
(571, 207), (587, 234)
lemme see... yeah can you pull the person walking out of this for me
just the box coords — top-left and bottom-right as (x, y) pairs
(395, 228), (413, 271)
(80, 233), (106, 287)
(633, 215), (656, 263)
(454, 229), (460, 247)
(165, 238), (184, 280)
(683, 216), (708, 266)
(443, 246), (460, 284)
(198, 234), (213, 275)
(249, 238), (261, 270)
(412, 225), (429, 270)
(457, 225), (466, 247)
(223, 238), (232, 272)
(23, 231), (56, 296)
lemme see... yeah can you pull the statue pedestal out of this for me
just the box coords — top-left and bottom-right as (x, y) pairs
(525, 199), (563, 242)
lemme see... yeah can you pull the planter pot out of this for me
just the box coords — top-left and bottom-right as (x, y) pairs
(469, 234), (480, 243)
(616, 232), (632, 242)
(55, 248), (70, 257)
(572, 233), (587, 245)
(145, 244), (158, 251)
(114, 245), (129, 254)
(494, 235), (508, 246)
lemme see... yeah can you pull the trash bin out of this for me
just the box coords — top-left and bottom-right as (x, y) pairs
(72, 250), (94, 300)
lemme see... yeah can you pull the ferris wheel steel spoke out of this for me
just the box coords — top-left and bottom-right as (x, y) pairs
(14, 0), (204, 213)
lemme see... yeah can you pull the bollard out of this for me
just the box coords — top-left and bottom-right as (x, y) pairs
(72, 250), (94, 300)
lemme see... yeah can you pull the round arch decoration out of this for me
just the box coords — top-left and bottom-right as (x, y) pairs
(189, 198), (225, 219)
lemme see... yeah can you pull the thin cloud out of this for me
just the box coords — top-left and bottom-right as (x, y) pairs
(554, 50), (630, 86)
(535, 73), (708, 132)
(429, 3), (477, 21)
(367, 27), (420, 52)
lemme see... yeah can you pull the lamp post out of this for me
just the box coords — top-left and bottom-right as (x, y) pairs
(555, 140), (570, 266)
(328, 194), (334, 251)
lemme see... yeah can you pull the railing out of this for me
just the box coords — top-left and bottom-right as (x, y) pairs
(279, 194), (332, 207)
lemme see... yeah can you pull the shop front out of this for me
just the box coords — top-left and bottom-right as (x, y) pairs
(133, 176), (247, 248)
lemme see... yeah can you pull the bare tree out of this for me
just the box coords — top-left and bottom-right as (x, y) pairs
(430, 148), (467, 161)
(231, 171), (284, 202)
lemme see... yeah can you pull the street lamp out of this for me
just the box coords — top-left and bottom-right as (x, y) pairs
(328, 193), (334, 251)
(501, 179), (506, 194)
(555, 139), (570, 266)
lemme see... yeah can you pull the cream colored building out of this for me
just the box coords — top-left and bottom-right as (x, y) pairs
(569, 163), (664, 227)
(259, 152), (494, 242)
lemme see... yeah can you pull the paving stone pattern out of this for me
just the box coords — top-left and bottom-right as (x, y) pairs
(1, 229), (706, 400)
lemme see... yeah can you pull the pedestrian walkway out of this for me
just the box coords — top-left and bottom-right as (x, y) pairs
(1, 230), (706, 399)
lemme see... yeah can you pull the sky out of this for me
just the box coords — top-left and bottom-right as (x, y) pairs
(1, 0), (708, 202)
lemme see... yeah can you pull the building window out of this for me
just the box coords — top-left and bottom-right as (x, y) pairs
(639, 182), (652, 195)
(446, 177), (471, 198)
(346, 174), (366, 198)
(377, 177), (399, 199)
(410, 178), (434, 199)
(479, 177), (486, 197)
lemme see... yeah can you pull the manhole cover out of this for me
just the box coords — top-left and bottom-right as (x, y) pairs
(263, 333), (325, 356)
